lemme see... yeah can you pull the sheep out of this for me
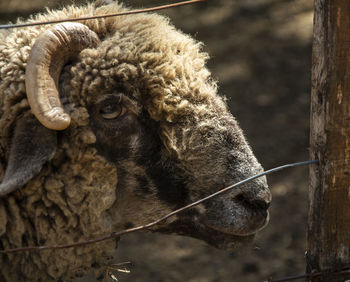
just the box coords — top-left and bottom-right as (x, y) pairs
(0, 1), (271, 281)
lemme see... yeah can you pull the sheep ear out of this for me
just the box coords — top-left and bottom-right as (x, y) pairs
(0, 114), (57, 197)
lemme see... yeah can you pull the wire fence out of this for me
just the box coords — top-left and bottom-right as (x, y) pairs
(0, 1), (348, 282)
(3, 158), (347, 282)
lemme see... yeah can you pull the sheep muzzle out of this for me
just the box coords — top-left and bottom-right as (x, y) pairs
(202, 188), (271, 237)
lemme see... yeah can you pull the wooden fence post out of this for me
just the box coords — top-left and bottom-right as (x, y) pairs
(308, 0), (350, 281)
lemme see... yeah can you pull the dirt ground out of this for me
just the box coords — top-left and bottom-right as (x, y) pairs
(0, 0), (314, 281)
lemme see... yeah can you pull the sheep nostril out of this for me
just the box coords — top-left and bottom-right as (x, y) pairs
(235, 193), (270, 210)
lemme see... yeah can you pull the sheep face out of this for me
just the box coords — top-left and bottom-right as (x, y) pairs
(0, 2), (271, 280)
(85, 90), (271, 250)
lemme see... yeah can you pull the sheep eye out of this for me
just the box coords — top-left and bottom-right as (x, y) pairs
(100, 104), (125, 120)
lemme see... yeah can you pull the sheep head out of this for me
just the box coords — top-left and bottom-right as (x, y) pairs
(0, 3), (271, 280)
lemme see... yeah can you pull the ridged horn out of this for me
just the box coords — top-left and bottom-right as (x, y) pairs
(25, 22), (101, 130)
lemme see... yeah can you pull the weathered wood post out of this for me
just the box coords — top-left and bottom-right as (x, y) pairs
(308, 0), (350, 281)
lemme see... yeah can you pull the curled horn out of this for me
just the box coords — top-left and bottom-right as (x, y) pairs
(25, 22), (101, 130)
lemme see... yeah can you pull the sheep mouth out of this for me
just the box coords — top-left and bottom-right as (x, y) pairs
(153, 214), (257, 251)
(202, 210), (269, 237)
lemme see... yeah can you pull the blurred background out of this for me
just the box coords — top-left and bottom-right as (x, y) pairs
(0, 0), (313, 281)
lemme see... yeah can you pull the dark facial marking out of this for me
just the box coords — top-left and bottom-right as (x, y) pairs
(89, 93), (189, 207)
(134, 125), (189, 208)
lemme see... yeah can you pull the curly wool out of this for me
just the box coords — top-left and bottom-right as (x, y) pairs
(0, 2), (231, 281)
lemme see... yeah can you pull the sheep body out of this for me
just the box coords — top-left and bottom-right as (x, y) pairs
(0, 2), (271, 281)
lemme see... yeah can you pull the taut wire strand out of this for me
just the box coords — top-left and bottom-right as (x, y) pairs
(0, 159), (318, 254)
(0, 0), (206, 29)
(268, 268), (350, 282)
